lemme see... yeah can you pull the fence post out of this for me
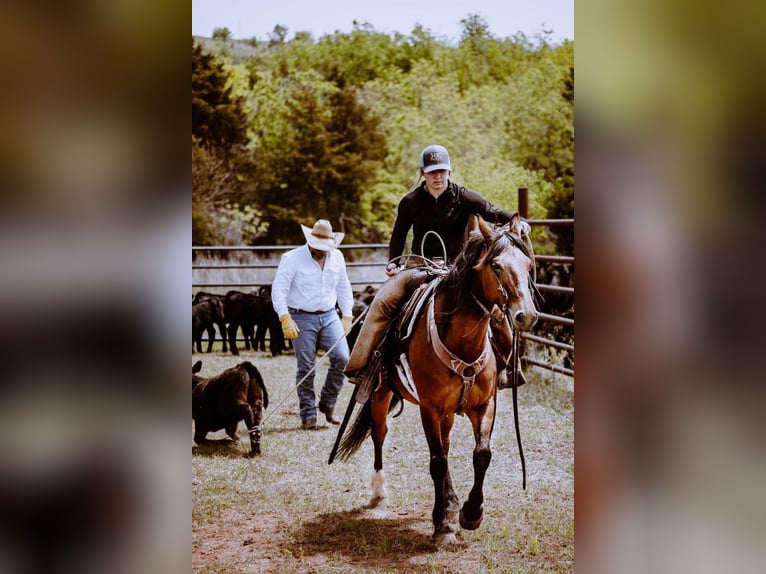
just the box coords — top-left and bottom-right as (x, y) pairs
(518, 187), (529, 219)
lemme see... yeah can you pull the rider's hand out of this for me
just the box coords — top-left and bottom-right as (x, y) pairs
(341, 315), (353, 332)
(279, 314), (300, 339)
(385, 262), (399, 277)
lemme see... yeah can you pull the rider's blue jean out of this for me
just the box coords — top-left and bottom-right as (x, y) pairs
(290, 309), (349, 423)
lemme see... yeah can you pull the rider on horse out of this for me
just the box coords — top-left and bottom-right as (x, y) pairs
(344, 144), (534, 391)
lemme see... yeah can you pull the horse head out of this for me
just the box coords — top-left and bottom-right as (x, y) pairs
(476, 215), (538, 331)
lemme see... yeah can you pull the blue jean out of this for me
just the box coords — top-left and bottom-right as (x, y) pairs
(290, 310), (349, 423)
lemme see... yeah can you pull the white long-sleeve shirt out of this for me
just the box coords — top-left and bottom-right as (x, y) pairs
(271, 244), (353, 318)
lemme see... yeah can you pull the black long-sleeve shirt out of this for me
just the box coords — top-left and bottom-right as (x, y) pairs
(388, 181), (515, 261)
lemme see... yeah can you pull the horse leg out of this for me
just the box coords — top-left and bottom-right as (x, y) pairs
(368, 385), (393, 509)
(422, 409), (458, 544)
(459, 398), (496, 531)
(440, 414), (460, 526)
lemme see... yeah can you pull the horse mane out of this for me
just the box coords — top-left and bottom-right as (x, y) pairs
(440, 228), (510, 313)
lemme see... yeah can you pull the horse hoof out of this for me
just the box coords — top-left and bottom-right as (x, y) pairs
(433, 532), (458, 545)
(368, 495), (388, 510)
(459, 509), (483, 531)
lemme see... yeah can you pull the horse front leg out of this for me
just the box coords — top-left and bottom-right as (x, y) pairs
(422, 409), (458, 544)
(369, 384), (393, 509)
(460, 396), (496, 531)
(440, 413), (460, 526)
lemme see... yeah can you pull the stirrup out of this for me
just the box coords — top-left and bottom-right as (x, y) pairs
(497, 366), (526, 389)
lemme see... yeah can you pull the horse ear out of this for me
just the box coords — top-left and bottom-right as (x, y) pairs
(509, 213), (537, 281)
(193, 360), (202, 374)
(477, 215), (494, 241)
(465, 214), (481, 241)
(509, 213), (522, 236)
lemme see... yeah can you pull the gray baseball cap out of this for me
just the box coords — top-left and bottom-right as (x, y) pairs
(420, 144), (451, 173)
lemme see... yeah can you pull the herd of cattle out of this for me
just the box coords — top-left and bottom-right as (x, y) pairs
(191, 263), (572, 455)
(192, 285), (377, 357)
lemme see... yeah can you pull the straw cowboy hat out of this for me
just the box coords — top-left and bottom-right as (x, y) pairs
(300, 219), (344, 251)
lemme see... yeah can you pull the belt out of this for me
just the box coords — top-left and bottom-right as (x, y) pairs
(288, 307), (331, 315)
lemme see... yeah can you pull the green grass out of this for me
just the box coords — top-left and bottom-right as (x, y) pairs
(192, 350), (573, 573)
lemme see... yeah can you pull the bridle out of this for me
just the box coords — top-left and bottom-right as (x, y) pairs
(471, 230), (535, 320)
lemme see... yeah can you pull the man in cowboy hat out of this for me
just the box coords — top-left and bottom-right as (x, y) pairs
(271, 219), (354, 429)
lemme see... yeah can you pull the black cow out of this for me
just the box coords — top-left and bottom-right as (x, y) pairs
(193, 292), (228, 352)
(192, 360), (269, 456)
(224, 290), (261, 355)
(252, 286), (285, 356)
(354, 285), (378, 305)
(224, 290), (285, 356)
(192, 298), (227, 353)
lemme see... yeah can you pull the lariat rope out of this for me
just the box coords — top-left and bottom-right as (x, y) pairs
(259, 307), (369, 427)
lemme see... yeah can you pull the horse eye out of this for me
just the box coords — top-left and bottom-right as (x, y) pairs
(491, 261), (501, 270)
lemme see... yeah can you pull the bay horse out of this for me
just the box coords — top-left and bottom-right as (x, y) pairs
(334, 214), (538, 544)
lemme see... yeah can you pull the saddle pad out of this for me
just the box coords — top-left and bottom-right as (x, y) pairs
(396, 276), (441, 342)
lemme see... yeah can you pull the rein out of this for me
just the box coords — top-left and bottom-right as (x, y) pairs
(511, 329), (526, 490)
(261, 309), (368, 427)
(478, 232), (530, 490)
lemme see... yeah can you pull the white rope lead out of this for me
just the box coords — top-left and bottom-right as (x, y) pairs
(259, 307), (369, 426)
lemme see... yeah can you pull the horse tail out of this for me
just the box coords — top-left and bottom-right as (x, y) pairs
(391, 394), (404, 418)
(335, 399), (372, 461)
(335, 394), (402, 461)
(241, 361), (269, 409)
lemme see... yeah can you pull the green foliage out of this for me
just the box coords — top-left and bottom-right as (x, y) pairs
(192, 38), (248, 147)
(248, 69), (387, 244)
(211, 27), (231, 42)
(191, 21), (574, 251)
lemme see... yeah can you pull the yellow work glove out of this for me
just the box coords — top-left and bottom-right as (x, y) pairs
(341, 315), (353, 332)
(279, 314), (299, 339)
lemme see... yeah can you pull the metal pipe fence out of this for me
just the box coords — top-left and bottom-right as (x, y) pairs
(192, 188), (573, 377)
(517, 187), (574, 378)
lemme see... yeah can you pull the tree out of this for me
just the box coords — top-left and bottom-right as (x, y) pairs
(268, 25), (288, 46)
(192, 38), (257, 244)
(192, 38), (248, 148)
(212, 27), (232, 42)
(250, 72), (387, 245)
(192, 27), (573, 254)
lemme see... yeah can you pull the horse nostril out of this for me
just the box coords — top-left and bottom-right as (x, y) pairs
(514, 311), (538, 329)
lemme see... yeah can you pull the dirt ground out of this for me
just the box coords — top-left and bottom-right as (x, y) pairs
(193, 503), (518, 573)
(192, 355), (573, 573)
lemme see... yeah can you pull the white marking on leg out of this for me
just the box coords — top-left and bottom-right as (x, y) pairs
(369, 469), (388, 509)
